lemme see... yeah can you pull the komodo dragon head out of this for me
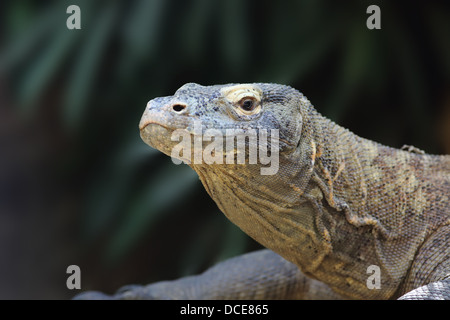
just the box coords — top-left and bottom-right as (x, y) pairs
(139, 83), (307, 162)
(138, 82), (326, 276)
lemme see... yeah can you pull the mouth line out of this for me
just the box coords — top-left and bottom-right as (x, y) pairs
(139, 119), (170, 131)
(140, 118), (291, 151)
(140, 121), (292, 146)
(140, 121), (198, 137)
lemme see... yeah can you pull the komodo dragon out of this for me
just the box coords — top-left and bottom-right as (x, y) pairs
(79, 83), (450, 300)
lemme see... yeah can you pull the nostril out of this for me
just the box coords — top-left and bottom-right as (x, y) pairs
(172, 104), (187, 113)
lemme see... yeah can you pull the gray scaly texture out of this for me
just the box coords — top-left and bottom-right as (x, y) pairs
(76, 83), (450, 300)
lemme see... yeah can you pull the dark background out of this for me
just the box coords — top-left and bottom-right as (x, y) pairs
(0, 0), (449, 299)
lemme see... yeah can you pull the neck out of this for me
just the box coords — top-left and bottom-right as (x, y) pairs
(190, 104), (443, 299)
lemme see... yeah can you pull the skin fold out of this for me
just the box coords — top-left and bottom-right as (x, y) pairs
(77, 83), (450, 300)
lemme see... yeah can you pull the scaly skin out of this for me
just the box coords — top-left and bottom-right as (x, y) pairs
(76, 83), (450, 300)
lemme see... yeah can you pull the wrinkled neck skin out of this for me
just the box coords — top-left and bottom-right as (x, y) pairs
(191, 106), (328, 272)
(191, 106), (445, 299)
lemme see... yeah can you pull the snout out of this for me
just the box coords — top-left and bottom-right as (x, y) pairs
(139, 99), (190, 130)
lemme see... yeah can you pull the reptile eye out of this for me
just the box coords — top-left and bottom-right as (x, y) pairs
(240, 98), (255, 111)
(237, 97), (260, 115)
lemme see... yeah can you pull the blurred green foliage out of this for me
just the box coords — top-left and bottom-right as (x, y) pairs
(0, 0), (449, 298)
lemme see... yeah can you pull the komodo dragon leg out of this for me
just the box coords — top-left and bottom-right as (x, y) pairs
(398, 224), (450, 300)
(75, 249), (346, 300)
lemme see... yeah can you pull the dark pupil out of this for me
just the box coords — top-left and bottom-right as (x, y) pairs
(241, 99), (254, 111)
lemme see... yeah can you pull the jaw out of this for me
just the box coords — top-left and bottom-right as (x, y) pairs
(139, 96), (196, 160)
(140, 122), (227, 165)
(140, 123), (179, 158)
(140, 122), (270, 167)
